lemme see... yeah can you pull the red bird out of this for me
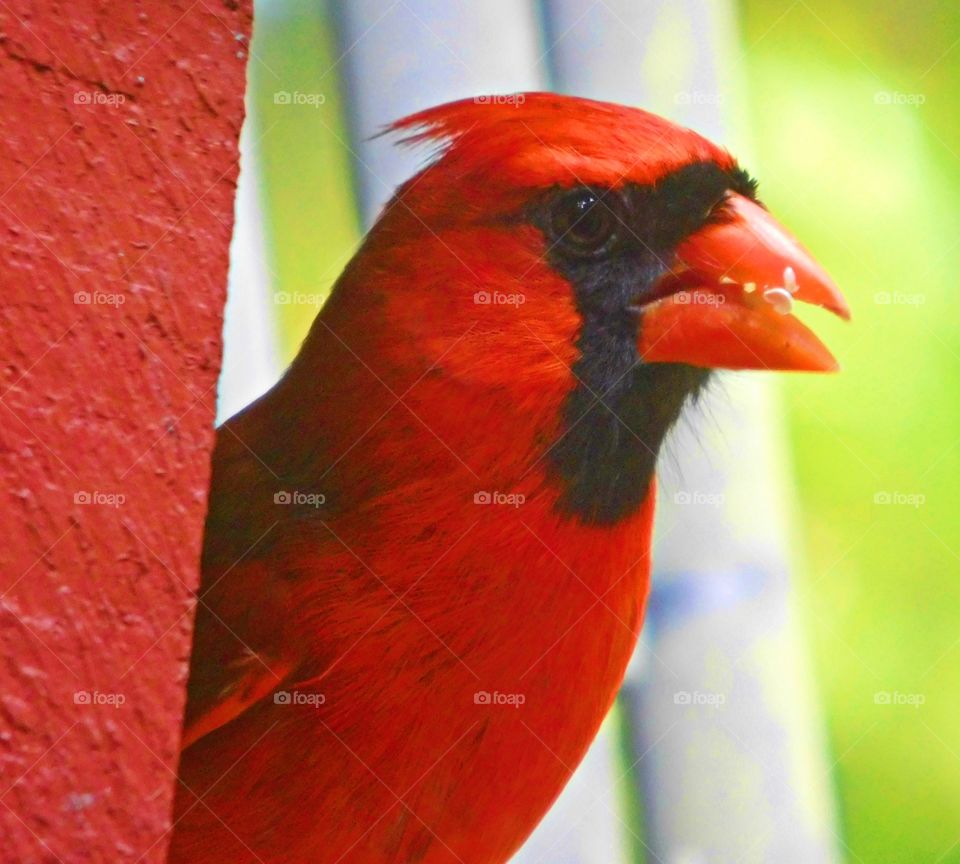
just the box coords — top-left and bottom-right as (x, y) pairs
(169, 93), (847, 864)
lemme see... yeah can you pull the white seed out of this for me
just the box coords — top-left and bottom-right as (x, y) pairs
(783, 266), (798, 294)
(744, 282), (757, 293)
(763, 287), (794, 315)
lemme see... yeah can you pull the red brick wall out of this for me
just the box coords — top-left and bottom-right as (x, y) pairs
(0, 3), (251, 860)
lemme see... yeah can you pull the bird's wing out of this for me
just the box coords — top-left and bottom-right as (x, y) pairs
(180, 554), (300, 750)
(180, 648), (294, 749)
(181, 393), (349, 751)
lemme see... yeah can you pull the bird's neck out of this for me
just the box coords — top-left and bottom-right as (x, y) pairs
(265, 295), (707, 532)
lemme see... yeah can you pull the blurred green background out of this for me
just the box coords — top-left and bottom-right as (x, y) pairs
(235, 2), (960, 860)
(741, 1), (960, 861)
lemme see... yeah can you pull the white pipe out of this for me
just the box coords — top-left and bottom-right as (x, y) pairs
(542, 0), (841, 861)
(333, 5), (632, 861)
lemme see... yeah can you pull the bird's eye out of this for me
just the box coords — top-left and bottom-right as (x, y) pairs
(703, 191), (735, 224)
(548, 188), (620, 257)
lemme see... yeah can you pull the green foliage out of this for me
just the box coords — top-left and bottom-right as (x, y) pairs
(249, 1), (361, 362)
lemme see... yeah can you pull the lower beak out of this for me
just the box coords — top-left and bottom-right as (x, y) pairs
(637, 192), (849, 372)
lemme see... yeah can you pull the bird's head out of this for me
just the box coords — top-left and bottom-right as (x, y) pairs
(320, 93), (848, 524)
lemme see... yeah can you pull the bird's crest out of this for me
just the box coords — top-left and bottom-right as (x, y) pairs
(387, 91), (734, 189)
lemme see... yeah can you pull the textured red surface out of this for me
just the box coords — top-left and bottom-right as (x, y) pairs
(0, 2), (251, 861)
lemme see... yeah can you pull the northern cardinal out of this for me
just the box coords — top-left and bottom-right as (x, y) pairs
(169, 93), (847, 864)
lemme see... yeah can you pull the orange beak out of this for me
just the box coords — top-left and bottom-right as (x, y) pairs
(638, 193), (849, 372)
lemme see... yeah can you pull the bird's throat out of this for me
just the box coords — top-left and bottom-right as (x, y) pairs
(548, 316), (710, 525)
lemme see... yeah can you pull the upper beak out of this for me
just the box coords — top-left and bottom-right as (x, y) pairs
(637, 192), (849, 372)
